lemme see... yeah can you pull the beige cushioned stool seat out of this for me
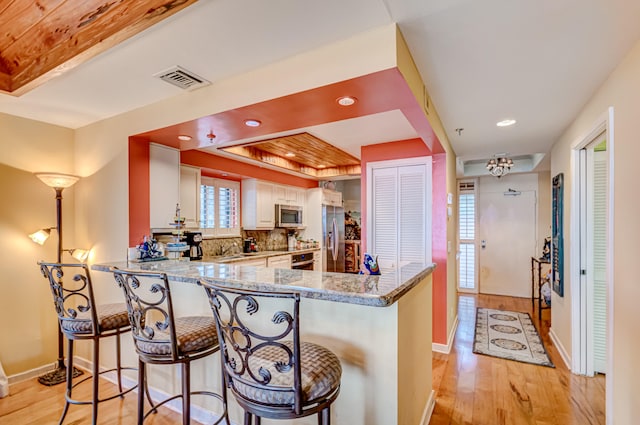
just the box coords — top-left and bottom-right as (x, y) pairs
(60, 303), (130, 334)
(135, 316), (218, 356)
(233, 341), (342, 405)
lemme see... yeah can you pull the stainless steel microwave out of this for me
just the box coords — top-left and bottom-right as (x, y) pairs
(275, 204), (303, 228)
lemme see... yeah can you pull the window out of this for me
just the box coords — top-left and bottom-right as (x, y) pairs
(458, 181), (477, 291)
(200, 177), (240, 237)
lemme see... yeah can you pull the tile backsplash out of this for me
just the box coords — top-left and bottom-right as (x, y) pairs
(201, 228), (289, 256)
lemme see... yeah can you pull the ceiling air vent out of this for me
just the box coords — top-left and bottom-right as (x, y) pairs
(154, 66), (210, 90)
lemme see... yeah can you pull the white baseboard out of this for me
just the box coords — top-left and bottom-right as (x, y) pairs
(419, 390), (436, 425)
(7, 362), (62, 385)
(432, 315), (458, 354)
(65, 356), (230, 425)
(549, 327), (571, 369)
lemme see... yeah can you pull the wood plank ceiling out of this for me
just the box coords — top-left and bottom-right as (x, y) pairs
(220, 132), (362, 178)
(0, 0), (197, 95)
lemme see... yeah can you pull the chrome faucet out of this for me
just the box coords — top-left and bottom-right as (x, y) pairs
(219, 242), (238, 256)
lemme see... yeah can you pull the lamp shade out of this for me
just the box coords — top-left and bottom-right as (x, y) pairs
(29, 228), (51, 245)
(35, 172), (80, 189)
(70, 249), (90, 262)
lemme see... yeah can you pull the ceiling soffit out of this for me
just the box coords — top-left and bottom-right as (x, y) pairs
(0, 0), (197, 95)
(220, 132), (361, 178)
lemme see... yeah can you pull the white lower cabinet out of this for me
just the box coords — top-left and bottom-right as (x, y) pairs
(237, 258), (267, 267)
(267, 254), (292, 269)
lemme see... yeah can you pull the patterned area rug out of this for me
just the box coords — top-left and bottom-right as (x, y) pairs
(473, 308), (554, 368)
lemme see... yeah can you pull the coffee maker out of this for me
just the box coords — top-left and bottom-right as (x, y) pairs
(183, 232), (203, 260)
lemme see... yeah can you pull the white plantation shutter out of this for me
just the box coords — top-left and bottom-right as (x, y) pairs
(399, 165), (427, 262)
(369, 158), (431, 271)
(372, 167), (398, 269)
(458, 181), (477, 291)
(200, 177), (240, 237)
(592, 150), (607, 373)
(200, 185), (215, 229)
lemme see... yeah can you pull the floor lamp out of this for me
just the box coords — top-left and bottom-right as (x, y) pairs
(30, 172), (85, 386)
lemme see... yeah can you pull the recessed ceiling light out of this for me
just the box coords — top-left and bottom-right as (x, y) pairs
(244, 119), (261, 127)
(496, 119), (516, 127)
(285, 152), (295, 157)
(178, 135), (192, 141)
(318, 164), (326, 169)
(336, 96), (357, 106)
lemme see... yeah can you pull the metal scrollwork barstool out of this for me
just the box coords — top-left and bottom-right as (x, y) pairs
(112, 268), (228, 425)
(38, 262), (140, 425)
(200, 280), (342, 425)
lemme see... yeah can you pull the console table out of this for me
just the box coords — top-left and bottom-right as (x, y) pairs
(531, 257), (551, 318)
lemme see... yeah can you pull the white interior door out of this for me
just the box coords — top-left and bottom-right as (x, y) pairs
(478, 190), (537, 297)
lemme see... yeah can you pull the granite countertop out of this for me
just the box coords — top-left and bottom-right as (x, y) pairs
(205, 248), (319, 264)
(92, 259), (436, 307)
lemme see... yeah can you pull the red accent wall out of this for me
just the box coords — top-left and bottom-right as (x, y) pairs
(360, 138), (448, 344)
(128, 137), (150, 247)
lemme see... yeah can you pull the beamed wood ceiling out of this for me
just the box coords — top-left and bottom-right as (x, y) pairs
(0, 0), (197, 95)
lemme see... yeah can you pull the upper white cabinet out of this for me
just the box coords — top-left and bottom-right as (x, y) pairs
(243, 179), (307, 229)
(180, 165), (201, 229)
(242, 179), (275, 230)
(149, 143), (180, 229)
(273, 185), (305, 206)
(307, 187), (342, 207)
(323, 188), (342, 206)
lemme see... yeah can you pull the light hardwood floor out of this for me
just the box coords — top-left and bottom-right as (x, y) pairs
(431, 293), (606, 425)
(0, 374), (206, 424)
(0, 293), (606, 424)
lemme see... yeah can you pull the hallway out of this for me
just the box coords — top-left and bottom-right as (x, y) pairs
(430, 294), (606, 425)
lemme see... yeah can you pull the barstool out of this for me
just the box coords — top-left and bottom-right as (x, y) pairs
(200, 280), (342, 425)
(111, 268), (228, 425)
(38, 262), (138, 425)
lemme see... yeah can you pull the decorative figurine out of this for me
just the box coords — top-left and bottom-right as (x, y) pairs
(137, 235), (163, 260)
(359, 253), (380, 275)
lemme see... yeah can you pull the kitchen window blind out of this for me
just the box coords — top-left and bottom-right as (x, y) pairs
(200, 177), (240, 237)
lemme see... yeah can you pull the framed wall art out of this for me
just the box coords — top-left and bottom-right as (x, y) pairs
(552, 173), (564, 296)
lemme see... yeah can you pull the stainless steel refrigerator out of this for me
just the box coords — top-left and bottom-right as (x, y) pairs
(322, 205), (345, 272)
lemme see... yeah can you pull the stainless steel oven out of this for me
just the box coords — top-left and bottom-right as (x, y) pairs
(291, 252), (314, 270)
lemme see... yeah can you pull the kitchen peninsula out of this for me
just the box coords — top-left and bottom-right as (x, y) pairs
(92, 259), (436, 425)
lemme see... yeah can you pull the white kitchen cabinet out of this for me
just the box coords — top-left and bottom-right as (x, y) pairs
(180, 165), (201, 229)
(307, 187), (342, 207)
(267, 254), (292, 269)
(273, 185), (305, 206)
(150, 143), (180, 229)
(236, 257), (267, 267)
(322, 188), (342, 206)
(242, 179), (275, 230)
